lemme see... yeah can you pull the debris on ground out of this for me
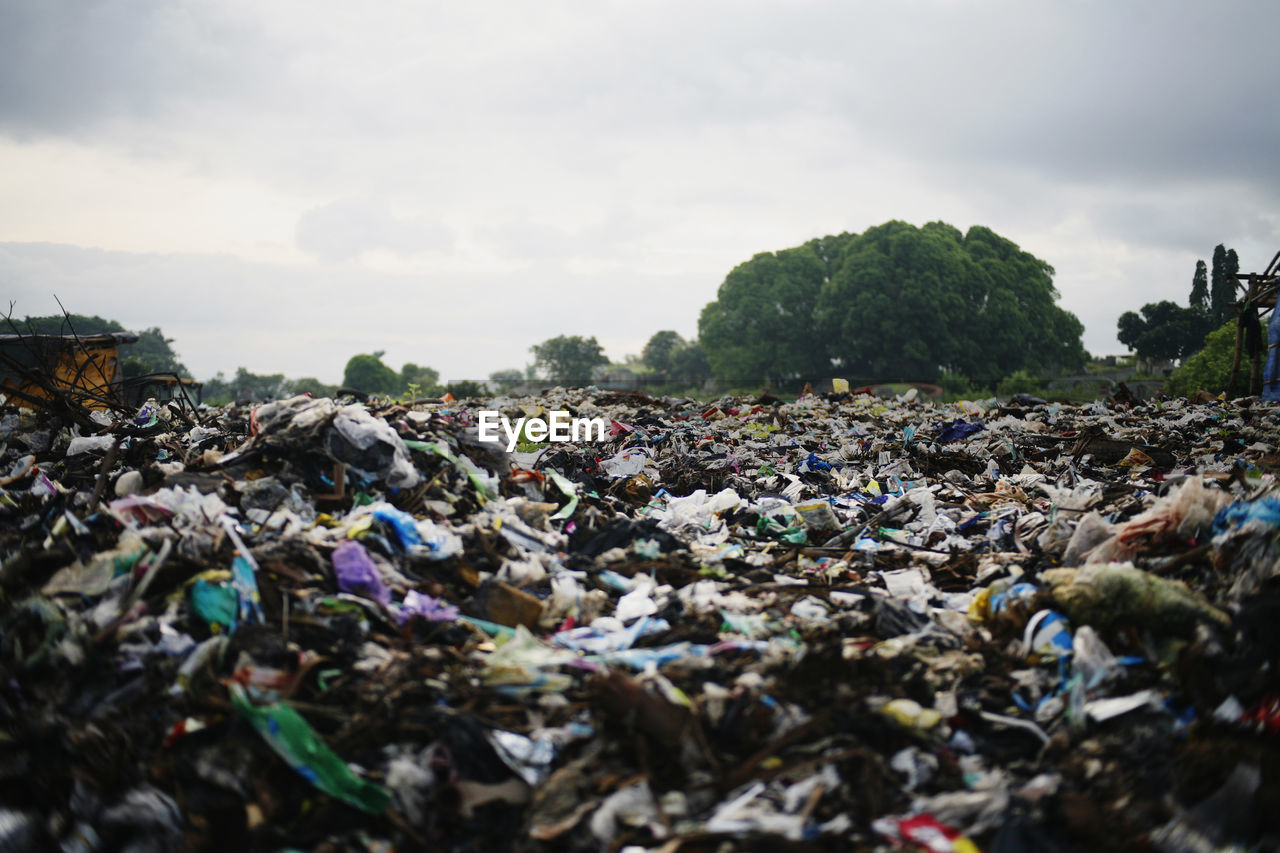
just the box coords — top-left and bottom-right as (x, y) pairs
(4, 385), (1280, 851)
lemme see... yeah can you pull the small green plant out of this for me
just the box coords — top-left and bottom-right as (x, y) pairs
(995, 369), (1046, 399)
(937, 370), (974, 401)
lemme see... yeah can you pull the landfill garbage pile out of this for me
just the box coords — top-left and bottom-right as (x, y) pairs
(3, 387), (1280, 851)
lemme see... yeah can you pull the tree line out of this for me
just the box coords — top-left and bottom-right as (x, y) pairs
(1117, 244), (1239, 363)
(511, 221), (1091, 394)
(1117, 243), (1264, 396)
(13, 219), (1114, 403)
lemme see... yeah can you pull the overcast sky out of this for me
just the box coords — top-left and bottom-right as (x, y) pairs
(2, 1), (1277, 383)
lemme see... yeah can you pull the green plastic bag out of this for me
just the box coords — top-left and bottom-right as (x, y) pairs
(231, 684), (391, 814)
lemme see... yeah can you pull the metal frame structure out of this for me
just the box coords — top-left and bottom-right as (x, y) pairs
(1228, 250), (1279, 397)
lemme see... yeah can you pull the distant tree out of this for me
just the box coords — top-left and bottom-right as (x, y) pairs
(15, 313), (123, 337)
(1189, 259), (1209, 310)
(226, 367), (288, 402)
(445, 380), (485, 398)
(488, 369), (524, 392)
(642, 330), (685, 373)
(400, 362), (440, 393)
(202, 372), (230, 405)
(343, 352), (400, 394)
(1116, 301), (1213, 363)
(669, 340), (711, 384)
(120, 327), (189, 378)
(530, 335), (609, 385)
(285, 376), (338, 397)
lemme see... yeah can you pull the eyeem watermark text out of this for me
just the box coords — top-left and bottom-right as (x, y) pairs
(477, 410), (608, 451)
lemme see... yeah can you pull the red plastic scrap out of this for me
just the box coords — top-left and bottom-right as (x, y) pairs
(874, 813), (975, 853)
(1241, 697), (1280, 734)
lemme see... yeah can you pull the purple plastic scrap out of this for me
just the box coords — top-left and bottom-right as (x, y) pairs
(331, 540), (391, 607)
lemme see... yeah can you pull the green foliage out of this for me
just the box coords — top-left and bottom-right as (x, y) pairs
(343, 352), (400, 395)
(995, 369), (1046, 398)
(1116, 301), (1213, 363)
(668, 340), (711, 384)
(642, 330), (685, 373)
(12, 313), (123, 336)
(699, 222), (1086, 387)
(937, 369), (976, 400)
(1165, 319), (1260, 397)
(445, 380), (485, 399)
(121, 327), (189, 378)
(530, 335), (609, 385)
(488, 369), (524, 392)
(699, 240), (836, 383)
(1209, 244), (1240, 327)
(400, 362), (440, 394)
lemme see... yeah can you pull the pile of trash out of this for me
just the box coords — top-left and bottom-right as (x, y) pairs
(3, 386), (1280, 851)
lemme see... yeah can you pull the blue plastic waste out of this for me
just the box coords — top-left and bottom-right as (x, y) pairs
(935, 419), (985, 443)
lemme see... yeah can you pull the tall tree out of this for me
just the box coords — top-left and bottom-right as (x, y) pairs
(1189, 259), (1209, 310)
(727, 221), (1089, 385)
(1209, 244), (1236, 326)
(530, 335), (609, 385)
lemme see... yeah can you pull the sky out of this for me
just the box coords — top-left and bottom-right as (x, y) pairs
(2, 1), (1277, 384)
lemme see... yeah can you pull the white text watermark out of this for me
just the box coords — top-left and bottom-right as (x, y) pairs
(476, 410), (608, 451)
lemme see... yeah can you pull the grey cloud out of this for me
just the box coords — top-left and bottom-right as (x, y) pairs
(295, 198), (453, 263)
(0, 1), (273, 136)
(1091, 198), (1279, 256)
(836, 3), (1280, 193)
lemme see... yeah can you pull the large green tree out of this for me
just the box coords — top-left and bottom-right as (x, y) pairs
(699, 221), (1084, 386)
(530, 335), (609, 385)
(699, 240), (839, 384)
